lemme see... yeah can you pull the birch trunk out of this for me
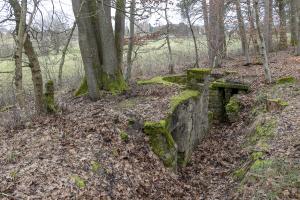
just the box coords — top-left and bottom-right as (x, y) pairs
(290, 0), (297, 46)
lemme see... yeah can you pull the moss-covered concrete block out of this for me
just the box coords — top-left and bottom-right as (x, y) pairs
(187, 68), (211, 89)
(144, 120), (177, 169)
(225, 96), (240, 123)
(210, 80), (249, 91)
(170, 90), (200, 112)
(266, 98), (288, 112)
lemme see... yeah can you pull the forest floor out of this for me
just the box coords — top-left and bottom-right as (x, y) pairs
(0, 50), (300, 199)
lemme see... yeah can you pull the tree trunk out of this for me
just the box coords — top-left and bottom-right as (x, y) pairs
(235, 0), (250, 64)
(125, 0), (135, 81)
(263, 0), (273, 52)
(290, 0), (297, 46)
(184, 4), (199, 68)
(201, 0), (212, 62)
(209, 0), (225, 67)
(115, 0), (126, 70)
(247, 0), (260, 54)
(254, 0), (272, 83)
(72, 0), (127, 99)
(164, 0), (175, 73)
(9, 0), (45, 113)
(14, 0), (27, 108)
(277, 0), (288, 50)
(297, 0), (300, 55)
(58, 22), (77, 87)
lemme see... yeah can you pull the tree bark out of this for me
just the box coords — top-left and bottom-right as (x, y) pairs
(246, 0), (260, 54)
(277, 0), (287, 50)
(254, 0), (272, 83)
(164, 0), (175, 73)
(125, 0), (135, 81)
(296, 0), (300, 55)
(235, 0), (250, 64)
(58, 22), (77, 87)
(290, 0), (297, 46)
(201, 0), (212, 62)
(9, 0), (45, 113)
(209, 0), (225, 67)
(115, 0), (126, 69)
(14, 0), (27, 108)
(263, 0), (273, 52)
(72, 0), (127, 99)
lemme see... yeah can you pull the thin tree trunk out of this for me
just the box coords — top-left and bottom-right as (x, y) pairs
(201, 0), (211, 62)
(14, 0), (27, 108)
(254, 0), (272, 83)
(125, 0), (135, 81)
(296, 0), (300, 55)
(247, 0), (260, 54)
(277, 0), (288, 50)
(186, 7), (199, 68)
(58, 22), (77, 87)
(10, 0), (45, 113)
(290, 0), (297, 46)
(164, 0), (175, 73)
(115, 0), (126, 69)
(264, 0), (273, 52)
(235, 0), (250, 64)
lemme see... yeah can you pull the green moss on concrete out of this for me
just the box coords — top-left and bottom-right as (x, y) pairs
(226, 96), (240, 113)
(162, 74), (187, 85)
(187, 68), (211, 83)
(276, 76), (296, 84)
(144, 120), (177, 168)
(170, 90), (200, 112)
(210, 81), (249, 91)
(74, 76), (88, 96)
(137, 76), (174, 86)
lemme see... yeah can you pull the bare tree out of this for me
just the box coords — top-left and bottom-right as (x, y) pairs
(254, 0), (272, 83)
(179, 0), (199, 68)
(235, 0), (250, 64)
(296, 0), (300, 55)
(277, 0), (287, 50)
(58, 22), (77, 87)
(264, 0), (273, 52)
(164, 0), (175, 73)
(208, 0), (225, 67)
(125, 0), (135, 81)
(9, 0), (45, 113)
(72, 0), (127, 100)
(290, 0), (297, 46)
(246, 0), (259, 54)
(13, 0), (27, 108)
